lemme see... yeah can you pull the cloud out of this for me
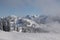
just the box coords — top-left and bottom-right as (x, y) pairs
(41, 22), (60, 33)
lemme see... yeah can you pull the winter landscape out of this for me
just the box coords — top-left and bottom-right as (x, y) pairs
(0, 0), (60, 40)
(0, 15), (60, 40)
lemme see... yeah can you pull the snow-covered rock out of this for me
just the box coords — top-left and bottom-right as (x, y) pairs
(0, 15), (60, 33)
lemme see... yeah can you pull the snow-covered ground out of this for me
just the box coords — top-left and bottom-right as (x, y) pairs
(0, 15), (60, 40)
(0, 31), (60, 40)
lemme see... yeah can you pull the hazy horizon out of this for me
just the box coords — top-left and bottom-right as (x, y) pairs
(0, 0), (60, 17)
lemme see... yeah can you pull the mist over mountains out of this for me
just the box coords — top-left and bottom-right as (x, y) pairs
(0, 15), (60, 33)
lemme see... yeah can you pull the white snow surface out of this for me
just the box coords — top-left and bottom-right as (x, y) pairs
(0, 31), (60, 40)
(0, 15), (60, 40)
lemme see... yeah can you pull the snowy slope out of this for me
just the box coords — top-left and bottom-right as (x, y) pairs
(0, 15), (60, 40)
(0, 32), (60, 40)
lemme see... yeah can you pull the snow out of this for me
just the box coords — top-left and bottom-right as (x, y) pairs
(0, 32), (60, 40)
(0, 15), (60, 40)
(21, 18), (40, 27)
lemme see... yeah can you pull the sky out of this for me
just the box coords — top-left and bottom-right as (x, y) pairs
(0, 0), (60, 17)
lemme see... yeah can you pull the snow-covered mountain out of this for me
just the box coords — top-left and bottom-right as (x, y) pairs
(18, 15), (60, 33)
(0, 15), (60, 33)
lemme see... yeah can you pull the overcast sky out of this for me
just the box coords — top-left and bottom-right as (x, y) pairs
(0, 0), (60, 17)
